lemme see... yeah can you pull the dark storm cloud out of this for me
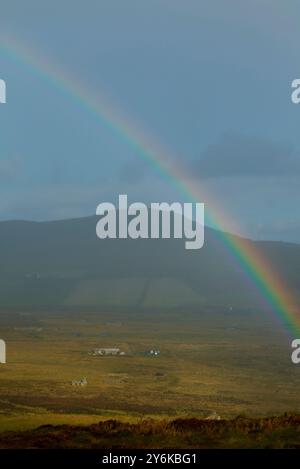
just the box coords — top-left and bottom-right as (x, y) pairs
(190, 134), (300, 179)
(120, 134), (300, 184)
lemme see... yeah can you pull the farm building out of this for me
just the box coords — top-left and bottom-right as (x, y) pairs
(148, 349), (160, 356)
(90, 348), (122, 356)
(71, 377), (87, 387)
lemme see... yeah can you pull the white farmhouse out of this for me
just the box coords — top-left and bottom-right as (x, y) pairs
(90, 348), (121, 356)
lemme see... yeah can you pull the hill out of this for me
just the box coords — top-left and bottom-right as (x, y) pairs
(0, 216), (299, 311)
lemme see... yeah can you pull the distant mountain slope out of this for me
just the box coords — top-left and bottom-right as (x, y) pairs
(0, 216), (299, 311)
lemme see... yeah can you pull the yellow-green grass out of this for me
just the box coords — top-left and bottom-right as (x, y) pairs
(0, 309), (299, 433)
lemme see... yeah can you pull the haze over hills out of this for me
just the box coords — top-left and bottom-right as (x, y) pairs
(0, 216), (299, 312)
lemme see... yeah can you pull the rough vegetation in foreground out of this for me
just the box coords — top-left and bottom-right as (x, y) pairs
(0, 414), (300, 449)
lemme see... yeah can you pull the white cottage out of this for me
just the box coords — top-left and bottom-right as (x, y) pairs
(0, 340), (6, 364)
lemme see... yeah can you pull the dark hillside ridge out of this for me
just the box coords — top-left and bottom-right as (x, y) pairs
(0, 216), (299, 311)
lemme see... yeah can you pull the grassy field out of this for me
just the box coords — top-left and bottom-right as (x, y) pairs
(0, 308), (299, 437)
(1, 415), (300, 448)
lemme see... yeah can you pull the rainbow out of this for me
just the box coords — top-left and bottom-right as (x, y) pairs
(1, 34), (299, 336)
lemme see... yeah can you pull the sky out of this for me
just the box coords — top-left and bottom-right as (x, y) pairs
(0, 0), (300, 242)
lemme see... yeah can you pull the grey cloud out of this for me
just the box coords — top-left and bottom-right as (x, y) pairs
(246, 220), (300, 244)
(190, 134), (300, 179)
(0, 156), (23, 182)
(119, 157), (150, 184)
(119, 134), (300, 185)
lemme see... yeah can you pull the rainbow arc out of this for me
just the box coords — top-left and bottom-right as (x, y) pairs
(1, 34), (299, 336)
